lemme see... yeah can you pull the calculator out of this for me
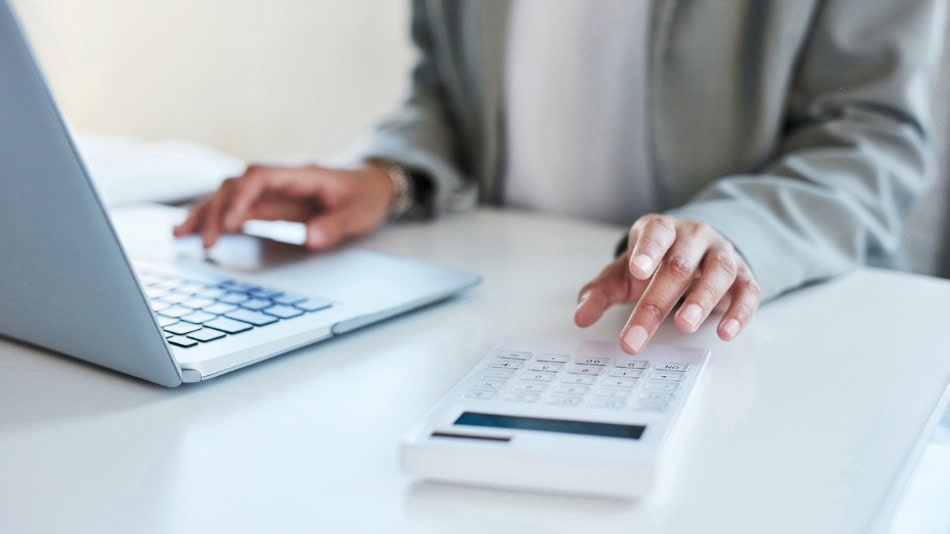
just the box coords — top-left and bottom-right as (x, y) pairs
(401, 336), (709, 499)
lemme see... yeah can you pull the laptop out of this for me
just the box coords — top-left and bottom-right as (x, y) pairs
(0, 1), (480, 387)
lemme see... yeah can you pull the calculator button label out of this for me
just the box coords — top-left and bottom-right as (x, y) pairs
(602, 378), (637, 389)
(512, 382), (547, 393)
(491, 359), (524, 370)
(609, 368), (644, 379)
(576, 357), (609, 366)
(615, 359), (650, 369)
(552, 384), (590, 395)
(522, 372), (557, 382)
(544, 396), (582, 406)
(472, 380), (507, 390)
(593, 388), (633, 399)
(528, 362), (564, 373)
(569, 365), (603, 376)
(498, 350), (532, 360)
(655, 362), (689, 372)
(561, 375), (596, 385)
(535, 353), (571, 364)
(651, 371), (685, 381)
(587, 398), (626, 410)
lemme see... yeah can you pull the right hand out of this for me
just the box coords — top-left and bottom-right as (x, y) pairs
(173, 162), (396, 250)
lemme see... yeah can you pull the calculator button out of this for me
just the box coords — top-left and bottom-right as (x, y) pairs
(609, 368), (644, 379)
(504, 392), (540, 403)
(464, 390), (497, 400)
(471, 380), (507, 390)
(491, 359), (524, 370)
(522, 371), (557, 382)
(575, 357), (610, 366)
(635, 402), (669, 412)
(645, 381), (680, 392)
(512, 382), (547, 393)
(587, 398), (626, 409)
(592, 388), (633, 399)
(498, 350), (532, 360)
(638, 392), (674, 403)
(552, 384), (590, 395)
(569, 364), (603, 376)
(655, 362), (689, 372)
(528, 362), (564, 373)
(561, 375), (596, 385)
(535, 353), (571, 364)
(615, 359), (649, 369)
(482, 369), (516, 380)
(544, 396), (582, 406)
(651, 371), (685, 382)
(601, 378), (638, 389)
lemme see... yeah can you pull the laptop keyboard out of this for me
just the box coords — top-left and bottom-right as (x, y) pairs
(138, 269), (333, 348)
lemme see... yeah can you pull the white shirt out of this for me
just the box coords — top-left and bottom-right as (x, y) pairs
(502, 0), (654, 226)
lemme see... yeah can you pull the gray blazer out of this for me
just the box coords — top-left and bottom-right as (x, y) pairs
(352, 0), (943, 301)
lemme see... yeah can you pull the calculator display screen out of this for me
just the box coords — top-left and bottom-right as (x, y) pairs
(454, 412), (645, 440)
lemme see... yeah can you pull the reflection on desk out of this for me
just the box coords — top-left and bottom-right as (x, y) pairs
(1, 209), (948, 533)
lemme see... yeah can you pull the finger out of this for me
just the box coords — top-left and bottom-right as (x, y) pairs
(718, 266), (761, 341)
(200, 179), (237, 249)
(620, 237), (707, 354)
(173, 196), (212, 236)
(628, 214), (676, 279)
(303, 206), (363, 250)
(221, 170), (268, 232)
(574, 256), (647, 328)
(674, 246), (739, 333)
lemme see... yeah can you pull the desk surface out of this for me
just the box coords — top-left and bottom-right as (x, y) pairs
(1, 209), (948, 533)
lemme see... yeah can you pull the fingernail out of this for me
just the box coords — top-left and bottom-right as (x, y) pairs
(622, 325), (649, 353)
(576, 292), (590, 307)
(680, 303), (702, 329)
(307, 228), (327, 248)
(632, 254), (652, 274)
(722, 319), (741, 339)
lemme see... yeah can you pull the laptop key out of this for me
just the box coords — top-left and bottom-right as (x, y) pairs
(250, 288), (283, 299)
(273, 293), (308, 306)
(203, 302), (238, 315)
(295, 297), (333, 312)
(218, 292), (250, 304)
(226, 309), (279, 326)
(240, 298), (272, 311)
(205, 317), (253, 334)
(158, 306), (195, 319)
(263, 304), (304, 319)
(156, 316), (177, 327)
(187, 328), (226, 342)
(164, 322), (201, 336)
(181, 311), (217, 324)
(167, 335), (198, 348)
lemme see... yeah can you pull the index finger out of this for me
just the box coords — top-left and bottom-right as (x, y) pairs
(628, 215), (676, 279)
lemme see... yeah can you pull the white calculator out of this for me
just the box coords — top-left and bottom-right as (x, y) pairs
(401, 336), (709, 499)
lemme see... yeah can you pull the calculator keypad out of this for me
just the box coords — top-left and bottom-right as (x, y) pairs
(464, 350), (693, 413)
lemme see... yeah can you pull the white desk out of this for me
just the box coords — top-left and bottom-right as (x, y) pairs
(1, 209), (948, 533)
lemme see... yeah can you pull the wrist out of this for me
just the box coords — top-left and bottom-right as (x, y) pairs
(365, 159), (414, 220)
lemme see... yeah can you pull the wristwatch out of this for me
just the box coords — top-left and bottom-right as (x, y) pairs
(383, 161), (415, 220)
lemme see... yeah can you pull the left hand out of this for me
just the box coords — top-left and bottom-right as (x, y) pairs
(574, 214), (761, 354)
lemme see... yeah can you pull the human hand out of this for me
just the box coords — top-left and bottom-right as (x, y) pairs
(574, 214), (761, 354)
(173, 162), (395, 250)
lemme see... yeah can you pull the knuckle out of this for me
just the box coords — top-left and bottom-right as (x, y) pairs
(663, 254), (694, 282)
(637, 300), (666, 322)
(692, 283), (720, 306)
(709, 250), (738, 277)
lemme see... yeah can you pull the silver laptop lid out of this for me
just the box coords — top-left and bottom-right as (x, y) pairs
(0, 1), (181, 386)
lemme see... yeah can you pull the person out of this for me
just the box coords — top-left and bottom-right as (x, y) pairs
(174, 0), (942, 354)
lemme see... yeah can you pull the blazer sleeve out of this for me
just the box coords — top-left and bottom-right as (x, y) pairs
(347, 0), (476, 214)
(666, 0), (943, 301)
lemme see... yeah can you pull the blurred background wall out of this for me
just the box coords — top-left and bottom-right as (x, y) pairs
(10, 0), (415, 161)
